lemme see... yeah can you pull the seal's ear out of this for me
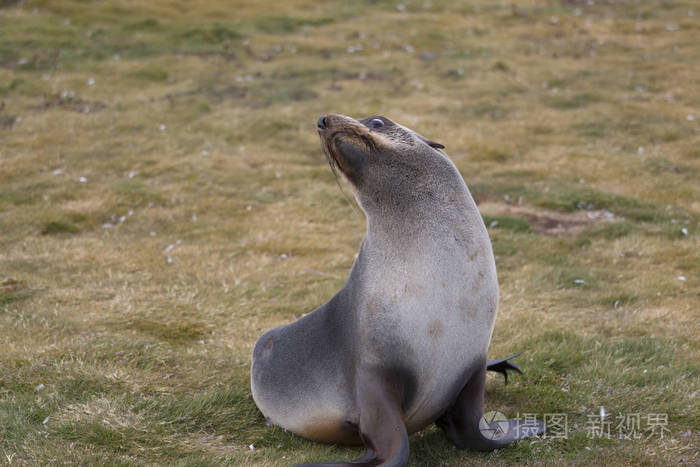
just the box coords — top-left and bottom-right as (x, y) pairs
(416, 133), (445, 150)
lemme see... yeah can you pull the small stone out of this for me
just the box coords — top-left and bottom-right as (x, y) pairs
(167, 256), (173, 264)
(87, 77), (95, 86)
(249, 444), (255, 451)
(201, 149), (209, 156)
(164, 244), (174, 253)
(128, 171), (137, 178)
(34, 383), (45, 391)
(489, 220), (499, 228)
(246, 205), (252, 211)
(150, 231), (156, 236)
(159, 123), (166, 131)
(573, 279), (585, 284)
(686, 114), (695, 121)
(42, 416), (49, 425)
(52, 169), (63, 175)
(681, 228), (688, 236)
(677, 276), (686, 281)
(280, 253), (288, 259)
(613, 300), (620, 309)
(78, 176), (87, 183)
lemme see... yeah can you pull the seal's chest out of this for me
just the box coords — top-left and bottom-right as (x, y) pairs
(358, 287), (491, 360)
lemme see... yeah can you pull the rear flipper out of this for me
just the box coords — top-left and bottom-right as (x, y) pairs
(436, 361), (544, 451)
(486, 352), (523, 385)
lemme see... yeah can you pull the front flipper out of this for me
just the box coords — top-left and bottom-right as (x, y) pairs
(294, 367), (409, 467)
(486, 352), (523, 385)
(436, 362), (544, 451)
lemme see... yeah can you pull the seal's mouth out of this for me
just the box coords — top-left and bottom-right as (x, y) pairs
(317, 115), (374, 185)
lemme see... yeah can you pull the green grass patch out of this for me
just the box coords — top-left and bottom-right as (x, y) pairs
(146, 384), (260, 440)
(41, 212), (91, 236)
(482, 215), (532, 233)
(0, 78), (39, 97)
(253, 15), (334, 34)
(180, 24), (242, 43)
(42, 220), (80, 235)
(0, 190), (37, 207)
(0, 279), (30, 307)
(578, 221), (636, 240)
(128, 67), (169, 82)
(572, 121), (606, 138)
(547, 266), (598, 290)
(126, 317), (208, 344)
(55, 421), (146, 455)
(0, 394), (52, 452)
(544, 93), (603, 110)
(596, 292), (639, 308)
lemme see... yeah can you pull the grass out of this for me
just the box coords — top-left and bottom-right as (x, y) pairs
(1, 0), (698, 465)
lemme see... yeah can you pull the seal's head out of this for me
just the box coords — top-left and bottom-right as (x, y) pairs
(317, 114), (453, 213)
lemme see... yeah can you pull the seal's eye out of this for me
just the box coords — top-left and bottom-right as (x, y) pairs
(368, 118), (384, 130)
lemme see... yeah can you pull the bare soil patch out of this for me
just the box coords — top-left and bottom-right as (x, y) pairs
(478, 201), (618, 236)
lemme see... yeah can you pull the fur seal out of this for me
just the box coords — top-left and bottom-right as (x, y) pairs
(250, 114), (543, 466)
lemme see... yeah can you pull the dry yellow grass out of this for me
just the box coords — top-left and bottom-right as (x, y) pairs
(1, 0), (698, 465)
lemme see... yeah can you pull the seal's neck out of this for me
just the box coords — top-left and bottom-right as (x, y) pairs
(362, 186), (482, 254)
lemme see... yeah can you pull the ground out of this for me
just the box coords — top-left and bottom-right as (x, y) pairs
(0, 0), (698, 465)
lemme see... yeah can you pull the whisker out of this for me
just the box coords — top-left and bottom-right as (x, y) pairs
(321, 143), (360, 214)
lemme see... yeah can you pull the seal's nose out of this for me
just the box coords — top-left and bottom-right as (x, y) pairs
(317, 115), (328, 130)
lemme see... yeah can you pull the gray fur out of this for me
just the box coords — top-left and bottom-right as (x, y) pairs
(251, 114), (499, 446)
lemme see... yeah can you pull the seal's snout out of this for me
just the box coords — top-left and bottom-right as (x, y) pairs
(317, 115), (328, 130)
